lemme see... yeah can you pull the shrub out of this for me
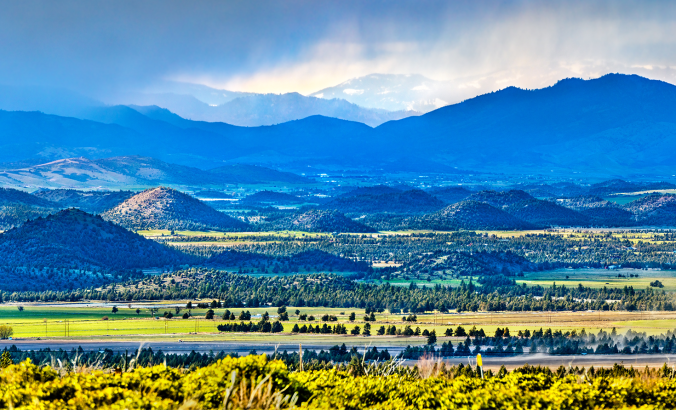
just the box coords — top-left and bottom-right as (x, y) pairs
(0, 325), (13, 339)
(650, 280), (664, 288)
(5, 356), (676, 409)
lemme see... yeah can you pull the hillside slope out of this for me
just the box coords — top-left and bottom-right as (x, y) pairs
(416, 200), (536, 231)
(33, 189), (135, 213)
(468, 190), (589, 227)
(556, 196), (635, 227)
(374, 74), (676, 174)
(268, 209), (376, 233)
(0, 187), (59, 230)
(208, 164), (312, 184)
(0, 155), (311, 189)
(240, 191), (305, 206)
(208, 249), (369, 273)
(0, 209), (191, 291)
(623, 194), (676, 226)
(102, 187), (249, 231)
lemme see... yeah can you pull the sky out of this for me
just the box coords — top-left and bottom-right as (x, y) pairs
(1, 0), (675, 105)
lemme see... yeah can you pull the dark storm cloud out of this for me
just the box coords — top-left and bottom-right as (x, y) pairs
(0, 0), (674, 98)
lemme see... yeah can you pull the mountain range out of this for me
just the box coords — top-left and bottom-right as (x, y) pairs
(0, 76), (423, 128)
(126, 93), (416, 127)
(310, 73), (449, 112)
(1, 74), (676, 176)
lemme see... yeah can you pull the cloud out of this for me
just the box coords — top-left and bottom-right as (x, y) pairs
(0, 0), (675, 103)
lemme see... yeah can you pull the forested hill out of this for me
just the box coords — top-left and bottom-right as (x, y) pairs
(33, 189), (134, 213)
(102, 187), (250, 231)
(623, 194), (676, 226)
(0, 187), (59, 230)
(207, 249), (370, 273)
(415, 200), (536, 231)
(207, 163), (312, 184)
(337, 185), (402, 198)
(467, 190), (590, 227)
(0, 209), (191, 291)
(555, 196), (635, 227)
(0, 187), (55, 207)
(268, 210), (376, 233)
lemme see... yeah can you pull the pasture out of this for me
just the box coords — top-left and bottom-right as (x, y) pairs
(518, 268), (676, 291)
(3, 305), (676, 341)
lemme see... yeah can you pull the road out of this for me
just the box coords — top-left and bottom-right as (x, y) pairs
(2, 340), (675, 369)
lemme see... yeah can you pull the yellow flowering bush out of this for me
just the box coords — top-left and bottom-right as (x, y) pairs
(4, 355), (676, 409)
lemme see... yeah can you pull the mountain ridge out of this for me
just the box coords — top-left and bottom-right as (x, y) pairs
(2, 74), (676, 176)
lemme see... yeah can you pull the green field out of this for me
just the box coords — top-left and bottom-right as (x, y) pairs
(518, 268), (676, 291)
(380, 278), (466, 287)
(137, 230), (337, 238)
(3, 305), (676, 340)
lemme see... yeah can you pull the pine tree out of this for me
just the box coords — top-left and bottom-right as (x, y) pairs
(0, 351), (12, 368)
(427, 330), (437, 345)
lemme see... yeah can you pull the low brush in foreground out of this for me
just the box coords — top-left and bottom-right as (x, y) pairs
(3, 354), (676, 409)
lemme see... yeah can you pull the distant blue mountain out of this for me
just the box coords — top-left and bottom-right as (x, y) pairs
(1, 74), (675, 176)
(374, 74), (676, 175)
(122, 90), (418, 127)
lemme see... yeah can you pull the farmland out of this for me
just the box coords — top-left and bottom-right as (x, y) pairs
(4, 305), (676, 340)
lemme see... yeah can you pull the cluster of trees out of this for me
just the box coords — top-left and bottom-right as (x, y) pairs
(291, 323), (349, 334)
(267, 209), (375, 233)
(215, 320), (284, 333)
(170, 230), (676, 285)
(0, 345), (239, 370)
(207, 249), (369, 274)
(0, 203), (55, 231)
(4, 268), (675, 313)
(0, 344), (390, 371)
(408, 326), (676, 358)
(0, 266), (145, 293)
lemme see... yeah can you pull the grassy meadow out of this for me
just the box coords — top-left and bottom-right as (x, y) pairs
(518, 268), (676, 290)
(3, 305), (676, 341)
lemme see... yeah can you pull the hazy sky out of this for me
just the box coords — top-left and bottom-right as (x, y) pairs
(1, 0), (675, 103)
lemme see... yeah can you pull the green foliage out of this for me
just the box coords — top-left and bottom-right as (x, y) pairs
(269, 209), (376, 233)
(0, 325), (13, 339)
(0, 209), (190, 292)
(0, 351), (12, 368)
(5, 356), (676, 409)
(651, 280), (665, 288)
